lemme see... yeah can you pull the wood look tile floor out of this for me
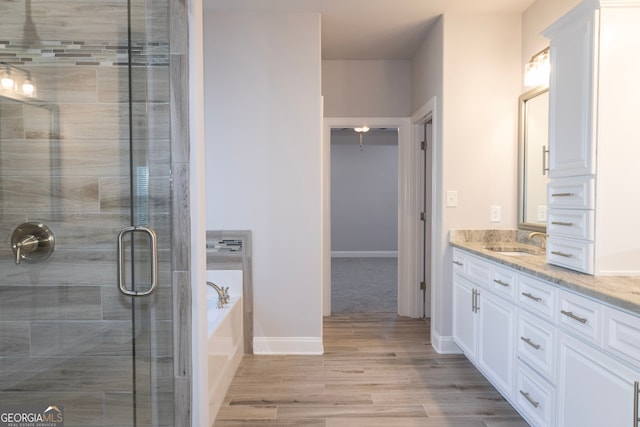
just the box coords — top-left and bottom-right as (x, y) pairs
(214, 313), (528, 427)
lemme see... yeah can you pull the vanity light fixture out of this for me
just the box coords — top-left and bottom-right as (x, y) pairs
(1, 69), (14, 90)
(524, 47), (550, 88)
(0, 61), (36, 98)
(354, 126), (370, 151)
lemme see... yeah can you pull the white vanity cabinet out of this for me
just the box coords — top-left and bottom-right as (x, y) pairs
(452, 251), (516, 399)
(543, 0), (640, 275)
(557, 332), (640, 427)
(452, 247), (640, 427)
(452, 274), (478, 359)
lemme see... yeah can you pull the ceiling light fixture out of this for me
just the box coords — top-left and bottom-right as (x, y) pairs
(354, 126), (370, 151)
(524, 47), (550, 88)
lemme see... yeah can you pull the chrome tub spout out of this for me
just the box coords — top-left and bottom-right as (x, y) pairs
(207, 281), (229, 308)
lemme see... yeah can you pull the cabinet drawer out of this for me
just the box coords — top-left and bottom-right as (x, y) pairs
(547, 237), (594, 274)
(604, 306), (640, 366)
(491, 264), (518, 302)
(558, 289), (602, 345)
(516, 361), (556, 427)
(547, 176), (595, 209)
(547, 209), (594, 240)
(518, 274), (558, 322)
(452, 249), (466, 273)
(466, 254), (492, 285)
(517, 311), (556, 380)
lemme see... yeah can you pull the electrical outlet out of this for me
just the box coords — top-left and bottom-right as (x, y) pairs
(446, 191), (458, 207)
(490, 205), (501, 223)
(537, 205), (547, 222)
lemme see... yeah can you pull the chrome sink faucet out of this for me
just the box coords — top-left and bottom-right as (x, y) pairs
(528, 232), (547, 249)
(207, 281), (229, 308)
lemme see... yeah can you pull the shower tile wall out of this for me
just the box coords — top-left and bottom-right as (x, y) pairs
(0, 0), (175, 426)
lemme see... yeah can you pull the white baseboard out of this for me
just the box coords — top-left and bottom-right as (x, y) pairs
(253, 337), (324, 355)
(331, 251), (398, 258)
(430, 329), (463, 354)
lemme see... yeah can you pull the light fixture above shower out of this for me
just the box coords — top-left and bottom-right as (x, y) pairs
(0, 61), (36, 98)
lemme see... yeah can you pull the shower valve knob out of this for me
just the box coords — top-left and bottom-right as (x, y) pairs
(11, 222), (55, 265)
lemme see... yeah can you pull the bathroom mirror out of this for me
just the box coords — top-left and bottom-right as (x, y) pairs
(518, 85), (549, 232)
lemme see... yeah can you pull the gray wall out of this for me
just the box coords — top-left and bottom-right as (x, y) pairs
(322, 60), (412, 117)
(331, 132), (398, 253)
(204, 11), (324, 351)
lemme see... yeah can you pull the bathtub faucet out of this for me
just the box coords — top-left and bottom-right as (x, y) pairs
(207, 281), (230, 308)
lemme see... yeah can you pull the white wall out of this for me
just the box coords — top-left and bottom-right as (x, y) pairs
(411, 17), (443, 115)
(203, 11), (323, 353)
(322, 60), (412, 117)
(330, 133), (398, 254)
(521, 0), (581, 91)
(411, 13), (522, 352)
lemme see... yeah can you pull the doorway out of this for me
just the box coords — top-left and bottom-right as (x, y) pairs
(330, 127), (399, 313)
(419, 119), (434, 318)
(322, 117), (417, 317)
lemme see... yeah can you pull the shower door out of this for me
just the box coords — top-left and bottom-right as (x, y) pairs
(0, 0), (174, 426)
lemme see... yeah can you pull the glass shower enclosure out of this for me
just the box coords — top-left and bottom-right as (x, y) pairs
(0, 0), (175, 425)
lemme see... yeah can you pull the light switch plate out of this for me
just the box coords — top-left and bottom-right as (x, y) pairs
(446, 191), (458, 207)
(490, 205), (501, 222)
(537, 205), (547, 222)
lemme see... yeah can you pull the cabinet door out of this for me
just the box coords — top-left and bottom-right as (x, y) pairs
(547, 7), (597, 178)
(557, 332), (640, 427)
(453, 274), (477, 360)
(478, 292), (516, 398)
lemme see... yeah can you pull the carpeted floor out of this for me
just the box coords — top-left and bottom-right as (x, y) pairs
(331, 257), (398, 313)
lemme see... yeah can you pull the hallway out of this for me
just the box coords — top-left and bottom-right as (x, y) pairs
(214, 313), (527, 426)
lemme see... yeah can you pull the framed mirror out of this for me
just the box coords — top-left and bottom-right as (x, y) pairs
(518, 85), (549, 232)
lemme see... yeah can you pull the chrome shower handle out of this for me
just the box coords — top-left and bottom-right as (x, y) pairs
(11, 222), (55, 265)
(13, 235), (39, 264)
(117, 226), (158, 297)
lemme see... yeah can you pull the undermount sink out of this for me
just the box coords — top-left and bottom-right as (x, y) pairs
(493, 250), (535, 257)
(485, 246), (541, 257)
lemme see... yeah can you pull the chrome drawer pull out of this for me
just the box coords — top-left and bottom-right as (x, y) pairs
(520, 336), (541, 350)
(520, 390), (540, 408)
(551, 221), (575, 227)
(551, 192), (575, 197)
(522, 292), (542, 303)
(494, 279), (510, 287)
(472, 289), (480, 313)
(551, 251), (573, 258)
(561, 310), (588, 324)
(453, 260), (464, 266)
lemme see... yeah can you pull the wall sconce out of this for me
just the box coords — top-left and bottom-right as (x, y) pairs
(354, 126), (369, 151)
(524, 47), (550, 88)
(0, 61), (37, 98)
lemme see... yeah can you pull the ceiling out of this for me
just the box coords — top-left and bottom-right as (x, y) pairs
(205, 0), (536, 60)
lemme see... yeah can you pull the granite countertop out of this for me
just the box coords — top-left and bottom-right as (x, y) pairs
(450, 230), (640, 315)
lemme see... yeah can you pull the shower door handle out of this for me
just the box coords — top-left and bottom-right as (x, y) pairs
(117, 226), (159, 297)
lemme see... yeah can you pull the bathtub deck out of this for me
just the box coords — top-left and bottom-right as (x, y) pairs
(213, 312), (527, 426)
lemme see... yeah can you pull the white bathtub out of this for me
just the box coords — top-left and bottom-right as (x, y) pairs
(206, 270), (244, 426)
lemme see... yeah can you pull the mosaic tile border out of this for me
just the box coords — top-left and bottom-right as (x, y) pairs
(206, 239), (244, 253)
(0, 40), (169, 67)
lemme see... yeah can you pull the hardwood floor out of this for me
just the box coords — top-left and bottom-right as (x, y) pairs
(214, 313), (528, 426)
